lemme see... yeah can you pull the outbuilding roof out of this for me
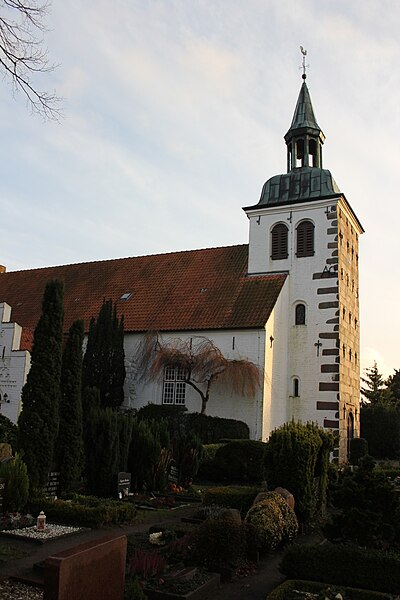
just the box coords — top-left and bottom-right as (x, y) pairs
(0, 245), (286, 343)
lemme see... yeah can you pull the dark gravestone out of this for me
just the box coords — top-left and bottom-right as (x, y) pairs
(168, 464), (179, 485)
(0, 478), (5, 514)
(44, 534), (127, 600)
(117, 472), (131, 499)
(43, 472), (60, 499)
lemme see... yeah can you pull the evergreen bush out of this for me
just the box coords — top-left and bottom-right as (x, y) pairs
(85, 407), (119, 497)
(29, 496), (136, 527)
(128, 419), (171, 492)
(0, 454), (29, 512)
(191, 513), (246, 568)
(0, 414), (17, 448)
(265, 421), (333, 522)
(268, 580), (393, 600)
(244, 492), (298, 552)
(197, 443), (226, 481)
(280, 543), (400, 594)
(361, 404), (400, 459)
(349, 437), (369, 465)
(213, 440), (267, 483)
(203, 485), (260, 515)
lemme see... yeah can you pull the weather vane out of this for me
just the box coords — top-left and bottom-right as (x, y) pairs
(300, 46), (309, 80)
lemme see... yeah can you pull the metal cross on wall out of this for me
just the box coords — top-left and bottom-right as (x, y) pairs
(314, 340), (322, 357)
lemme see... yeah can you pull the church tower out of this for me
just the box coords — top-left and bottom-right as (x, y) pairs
(244, 72), (363, 461)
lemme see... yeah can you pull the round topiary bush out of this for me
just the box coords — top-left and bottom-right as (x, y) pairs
(191, 513), (246, 568)
(245, 492), (298, 552)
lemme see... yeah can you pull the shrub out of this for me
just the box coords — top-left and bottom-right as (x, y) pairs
(361, 404), (400, 459)
(28, 496), (137, 527)
(265, 421), (334, 523)
(203, 486), (261, 515)
(124, 576), (148, 600)
(268, 580), (393, 600)
(197, 443), (226, 481)
(128, 419), (171, 492)
(0, 415), (17, 448)
(191, 513), (246, 568)
(0, 454), (29, 513)
(212, 440), (267, 483)
(280, 543), (400, 594)
(128, 549), (166, 579)
(325, 454), (400, 548)
(244, 493), (298, 553)
(349, 437), (369, 465)
(85, 407), (120, 497)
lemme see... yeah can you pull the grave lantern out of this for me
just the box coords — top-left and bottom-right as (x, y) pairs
(37, 510), (46, 530)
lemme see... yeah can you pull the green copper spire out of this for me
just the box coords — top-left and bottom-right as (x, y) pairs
(287, 81), (321, 133)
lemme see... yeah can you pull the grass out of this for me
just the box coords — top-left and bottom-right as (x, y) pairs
(0, 543), (30, 563)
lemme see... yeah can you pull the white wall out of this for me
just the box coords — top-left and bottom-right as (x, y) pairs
(0, 302), (31, 424)
(123, 328), (267, 439)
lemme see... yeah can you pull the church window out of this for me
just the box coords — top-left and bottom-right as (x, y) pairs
(349, 349), (352, 361)
(293, 378), (300, 397)
(295, 303), (306, 325)
(349, 312), (352, 325)
(162, 366), (187, 405)
(340, 268), (343, 280)
(342, 344), (346, 358)
(355, 352), (358, 365)
(355, 318), (358, 329)
(342, 307), (346, 319)
(296, 221), (314, 257)
(271, 223), (288, 260)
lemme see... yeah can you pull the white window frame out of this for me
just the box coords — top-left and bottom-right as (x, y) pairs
(162, 366), (187, 405)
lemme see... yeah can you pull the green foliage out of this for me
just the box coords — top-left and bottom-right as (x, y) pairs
(361, 362), (389, 405)
(0, 454), (29, 512)
(85, 407), (120, 497)
(386, 369), (400, 402)
(244, 493), (298, 552)
(118, 413), (134, 472)
(128, 419), (171, 492)
(212, 440), (267, 483)
(18, 279), (64, 489)
(0, 415), (17, 448)
(191, 514), (246, 568)
(57, 320), (85, 494)
(82, 299), (126, 408)
(325, 454), (400, 548)
(124, 577), (148, 600)
(136, 404), (249, 443)
(361, 404), (400, 458)
(349, 437), (369, 465)
(174, 431), (203, 486)
(197, 443), (226, 480)
(203, 485), (261, 515)
(268, 580), (393, 600)
(29, 495), (136, 527)
(280, 543), (400, 594)
(265, 421), (334, 522)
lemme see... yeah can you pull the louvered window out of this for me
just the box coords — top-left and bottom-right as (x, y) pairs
(271, 224), (289, 260)
(296, 220), (314, 257)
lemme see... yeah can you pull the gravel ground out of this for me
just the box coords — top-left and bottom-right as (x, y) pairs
(0, 580), (43, 599)
(3, 524), (83, 541)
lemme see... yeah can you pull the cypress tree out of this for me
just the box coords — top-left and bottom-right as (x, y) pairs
(85, 407), (119, 497)
(57, 320), (85, 493)
(82, 300), (126, 408)
(18, 279), (64, 490)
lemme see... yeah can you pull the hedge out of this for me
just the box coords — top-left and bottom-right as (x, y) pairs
(203, 486), (261, 515)
(29, 496), (137, 528)
(212, 440), (267, 483)
(280, 543), (400, 594)
(268, 580), (393, 600)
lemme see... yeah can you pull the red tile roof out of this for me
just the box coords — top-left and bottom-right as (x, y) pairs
(0, 245), (286, 345)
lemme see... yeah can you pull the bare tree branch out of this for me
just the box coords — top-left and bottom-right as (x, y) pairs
(0, 0), (61, 119)
(135, 332), (262, 414)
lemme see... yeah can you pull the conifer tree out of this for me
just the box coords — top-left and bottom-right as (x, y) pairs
(18, 279), (64, 489)
(82, 300), (125, 408)
(57, 320), (85, 493)
(361, 362), (393, 405)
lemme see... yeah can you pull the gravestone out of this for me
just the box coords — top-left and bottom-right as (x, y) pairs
(117, 472), (131, 499)
(168, 464), (179, 484)
(43, 472), (60, 499)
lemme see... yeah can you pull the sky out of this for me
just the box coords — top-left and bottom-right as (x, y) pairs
(0, 0), (398, 378)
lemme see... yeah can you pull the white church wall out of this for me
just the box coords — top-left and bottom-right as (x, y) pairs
(0, 302), (31, 424)
(246, 198), (342, 434)
(123, 328), (267, 439)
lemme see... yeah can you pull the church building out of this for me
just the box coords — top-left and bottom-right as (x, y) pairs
(0, 75), (363, 462)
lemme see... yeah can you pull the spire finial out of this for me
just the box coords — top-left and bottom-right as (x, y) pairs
(300, 46), (308, 80)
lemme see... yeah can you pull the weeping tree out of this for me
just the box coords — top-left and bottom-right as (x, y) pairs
(57, 320), (85, 493)
(135, 332), (262, 414)
(18, 279), (64, 489)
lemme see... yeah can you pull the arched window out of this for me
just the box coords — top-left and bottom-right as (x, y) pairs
(295, 303), (306, 325)
(296, 220), (314, 257)
(271, 223), (288, 260)
(293, 378), (300, 397)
